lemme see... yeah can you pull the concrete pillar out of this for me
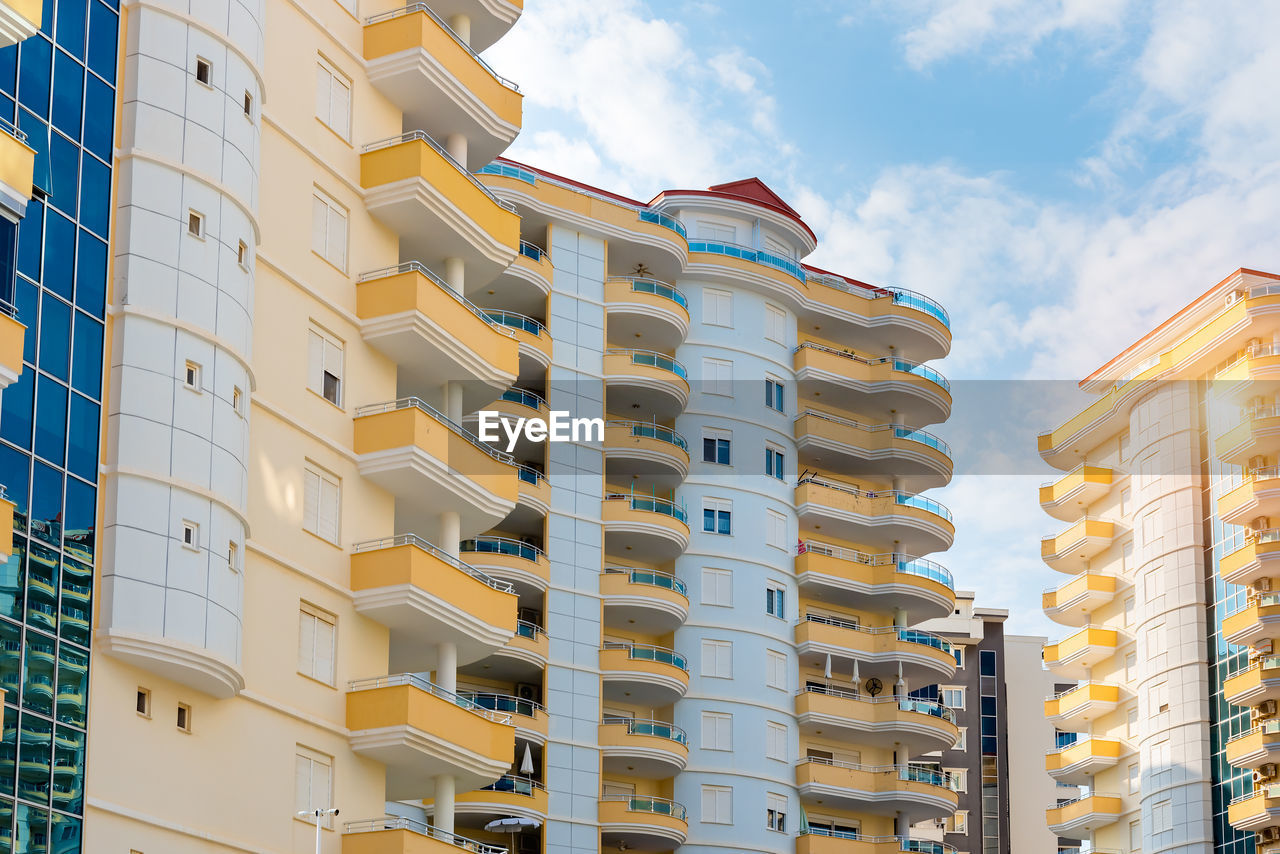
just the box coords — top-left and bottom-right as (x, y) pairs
(441, 511), (461, 557)
(891, 476), (906, 493)
(444, 257), (465, 294)
(893, 607), (906, 628)
(434, 774), (456, 835)
(448, 14), (470, 45)
(445, 132), (468, 169)
(440, 383), (463, 424)
(437, 641), (457, 693)
(889, 409), (903, 426)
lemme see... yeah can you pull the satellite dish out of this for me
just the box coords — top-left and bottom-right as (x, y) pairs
(865, 677), (884, 696)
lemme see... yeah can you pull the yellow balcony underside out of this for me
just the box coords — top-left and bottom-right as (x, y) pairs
(792, 345), (951, 427)
(602, 352), (689, 420)
(1042, 518), (1116, 572)
(1226, 725), (1280, 769)
(598, 722), (689, 778)
(603, 278), (690, 353)
(1046, 794), (1123, 834)
(794, 619), (956, 684)
(1217, 412), (1280, 465)
(460, 546), (551, 592)
(448, 783), (548, 821)
(1219, 473), (1280, 527)
(603, 422), (690, 479)
(600, 498), (690, 562)
(1229, 786), (1280, 832)
(1040, 465), (1114, 522)
(1043, 627), (1119, 678)
(792, 411), (952, 492)
(600, 570), (689, 636)
(794, 549), (956, 623)
(1224, 661), (1280, 708)
(417, 0), (523, 53)
(1043, 573), (1118, 627)
(805, 282), (951, 363)
(1045, 738), (1124, 784)
(0, 128), (34, 206)
(0, 310), (25, 391)
(597, 799), (688, 848)
(795, 762), (958, 823)
(1223, 597), (1280, 647)
(794, 480), (954, 557)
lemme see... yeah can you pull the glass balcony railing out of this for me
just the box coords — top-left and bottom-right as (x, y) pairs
(517, 466), (545, 486)
(352, 535), (514, 593)
(638, 208), (687, 238)
(890, 289), (951, 329)
(604, 492), (687, 523)
(600, 794), (687, 822)
(603, 566), (688, 596)
(456, 692), (544, 719)
(347, 674), (514, 724)
(802, 614), (952, 656)
(801, 684), (957, 724)
(344, 817), (506, 854)
(606, 348), (688, 379)
(796, 475), (954, 524)
(515, 620), (545, 641)
(794, 342), (951, 392)
(483, 309), (546, 337)
(365, 3), (521, 91)
(476, 161), (538, 185)
(798, 831), (956, 853)
(602, 715), (688, 745)
(501, 388), (546, 410)
(480, 774), (544, 796)
(608, 419), (689, 451)
(687, 239), (806, 282)
(603, 642), (688, 672)
(796, 540), (955, 589)
(796, 409), (952, 458)
(459, 535), (544, 563)
(609, 275), (689, 309)
(518, 240), (546, 262)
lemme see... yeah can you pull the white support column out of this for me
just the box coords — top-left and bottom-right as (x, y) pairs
(440, 383), (463, 424)
(434, 774), (456, 835)
(893, 607), (907, 628)
(448, 13), (470, 44)
(441, 510), (461, 558)
(445, 133), (468, 169)
(437, 641), (457, 693)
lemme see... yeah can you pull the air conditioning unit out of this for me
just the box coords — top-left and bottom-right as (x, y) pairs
(1227, 292), (1240, 308)
(1261, 640), (1276, 657)
(515, 683), (541, 704)
(1258, 517), (1273, 532)
(1261, 700), (1278, 718)
(1261, 826), (1280, 843)
(1261, 579), (1275, 593)
(1258, 763), (1278, 782)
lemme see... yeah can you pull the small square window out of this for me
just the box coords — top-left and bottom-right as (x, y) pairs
(232, 386), (243, 415)
(176, 703), (192, 732)
(237, 240), (248, 267)
(765, 378), (785, 413)
(228, 541), (239, 573)
(182, 520), (199, 550)
(136, 688), (151, 717)
(243, 91), (253, 118)
(195, 57), (211, 85)
(188, 210), (204, 238)
(184, 361), (201, 390)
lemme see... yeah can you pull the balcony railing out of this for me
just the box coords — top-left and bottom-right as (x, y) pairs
(355, 397), (517, 466)
(599, 794), (687, 822)
(602, 642), (688, 672)
(795, 474), (954, 523)
(796, 409), (952, 457)
(797, 756), (956, 789)
(517, 466), (545, 486)
(459, 535), (544, 563)
(363, 131), (518, 213)
(687, 239), (806, 282)
(794, 342), (950, 392)
(480, 774), (544, 796)
(608, 275), (689, 309)
(605, 348), (688, 379)
(351, 535), (514, 593)
(483, 309), (546, 337)
(348, 674), (513, 724)
(0, 116), (27, 144)
(799, 831), (956, 853)
(801, 613), (953, 655)
(477, 161), (538, 185)
(344, 816), (506, 854)
(456, 691), (544, 719)
(501, 388), (546, 410)
(608, 420), (688, 451)
(638, 209), (687, 238)
(603, 566), (687, 597)
(358, 262), (517, 338)
(603, 492), (688, 523)
(518, 240), (546, 262)
(797, 540), (954, 589)
(800, 684), (957, 724)
(602, 716), (688, 745)
(365, 3), (521, 92)
(515, 620), (544, 641)
(1050, 792), (1122, 810)
(1044, 681), (1122, 702)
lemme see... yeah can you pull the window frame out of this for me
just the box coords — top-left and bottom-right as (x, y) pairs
(311, 188), (349, 272)
(303, 463), (342, 545)
(308, 324), (345, 408)
(702, 287), (733, 327)
(765, 376), (784, 412)
(701, 711), (732, 751)
(700, 784), (732, 825)
(701, 567), (732, 607)
(298, 602), (338, 686)
(701, 638), (732, 679)
(702, 497), (732, 535)
(315, 56), (352, 141)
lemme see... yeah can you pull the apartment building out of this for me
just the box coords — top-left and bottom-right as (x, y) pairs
(1037, 267), (1280, 854)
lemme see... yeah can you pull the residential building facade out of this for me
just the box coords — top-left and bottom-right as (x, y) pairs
(1038, 267), (1280, 854)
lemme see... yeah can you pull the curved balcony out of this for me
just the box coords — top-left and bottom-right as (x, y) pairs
(599, 717), (689, 777)
(1044, 627), (1120, 679)
(794, 476), (954, 557)
(600, 643), (689, 706)
(361, 132), (519, 282)
(604, 276), (690, 352)
(355, 397), (518, 538)
(419, 0), (522, 53)
(601, 567), (689, 634)
(452, 775), (548, 824)
(459, 536), (550, 592)
(345, 674), (515, 800)
(795, 614), (956, 684)
(803, 272), (951, 363)
(1044, 737), (1124, 785)
(342, 817), (506, 854)
(795, 758), (958, 824)
(480, 620), (547, 684)
(604, 349), (689, 420)
(685, 238), (807, 295)
(463, 387), (547, 459)
(1045, 682), (1122, 729)
(483, 309), (552, 377)
(515, 466), (550, 521)
(601, 493), (689, 561)
(794, 410), (953, 492)
(797, 832), (957, 854)
(1042, 572), (1119, 627)
(795, 686), (958, 754)
(486, 241), (552, 317)
(1217, 342), (1280, 397)
(356, 263), (518, 406)
(1224, 594), (1280, 646)
(1230, 784), (1280, 831)
(1217, 406), (1280, 465)
(1040, 465), (1115, 522)
(1228, 720), (1280, 769)
(350, 535), (516, 672)
(795, 541), (955, 622)
(1224, 656), (1280, 707)
(1222, 530), (1280, 586)
(1046, 793), (1123, 834)
(598, 795), (688, 851)
(604, 421), (690, 481)
(1042, 517), (1117, 572)
(792, 342), (951, 427)
(1220, 468), (1280, 527)
(458, 692), (549, 745)
(0, 302), (24, 393)
(363, 4), (521, 170)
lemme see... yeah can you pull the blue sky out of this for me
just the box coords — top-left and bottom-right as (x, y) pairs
(487, 0), (1280, 636)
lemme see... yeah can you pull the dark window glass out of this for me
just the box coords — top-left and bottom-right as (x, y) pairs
(0, 538), (25, 622)
(981, 695), (998, 715)
(62, 478), (93, 567)
(78, 152), (108, 236)
(59, 556), (91, 647)
(17, 36), (51, 119)
(87, 0), (117, 84)
(16, 276), (37, 365)
(42, 209), (74, 300)
(52, 764), (85, 824)
(21, 629), (55, 718)
(48, 131), (79, 218)
(37, 292), (70, 381)
(0, 444), (30, 533)
(18, 110), (50, 195)
(0, 368), (34, 449)
(51, 49), (83, 139)
(703, 508), (731, 535)
(33, 375), (67, 466)
(702, 437), (730, 465)
(25, 541), (57, 633)
(56, 0), (88, 60)
(0, 703), (16, 797)
(981, 735), (998, 754)
(81, 73), (111, 161)
(0, 218), (15, 307)
(66, 393), (97, 483)
(979, 648), (997, 676)
(74, 228), (105, 318)
(0, 40), (17, 94)
(28, 462), (62, 549)
(55, 646), (87, 730)
(16, 199), (42, 281)
(70, 312), (101, 397)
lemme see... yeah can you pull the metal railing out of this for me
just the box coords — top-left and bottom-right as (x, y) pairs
(483, 309), (546, 337)
(0, 300), (17, 320)
(796, 540), (954, 589)
(1049, 792), (1121, 811)
(638, 208), (687, 238)
(796, 755), (956, 789)
(515, 620), (545, 641)
(687, 239), (806, 282)
(607, 275), (689, 309)
(599, 794), (687, 822)
(476, 161), (538, 185)
(601, 716), (688, 745)
(799, 684), (957, 723)
(517, 466), (545, 486)
(501, 388), (547, 410)
(351, 535), (514, 593)
(459, 535), (544, 562)
(344, 816), (507, 854)
(1044, 681), (1121, 703)
(605, 347), (688, 379)
(603, 491), (688, 523)
(347, 674), (514, 725)
(518, 240), (546, 262)
(1042, 515), (1112, 549)
(795, 474), (954, 523)
(602, 641), (688, 672)
(796, 408), (952, 458)
(606, 419), (688, 451)
(890, 289), (951, 329)
(364, 4), (520, 92)
(1042, 570), (1115, 596)
(480, 774), (544, 796)
(797, 832), (956, 854)
(354, 397), (516, 466)
(456, 692), (544, 718)
(1045, 735), (1115, 756)
(0, 116), (26, 143)
(358, 262), (516, 338)
(794, 341), (951, 392)
(602, 566), (687, 596)
(801, 613), (953, 655)
(362, 131), (518, 213)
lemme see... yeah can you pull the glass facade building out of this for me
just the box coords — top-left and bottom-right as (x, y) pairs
(0, 0), (116, 850)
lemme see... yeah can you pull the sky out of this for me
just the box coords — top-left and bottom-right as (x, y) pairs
(485, 0), (1280, 637)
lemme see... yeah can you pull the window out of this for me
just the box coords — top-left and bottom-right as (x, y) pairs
(1125, 652), (1137, 681)
(194, 57), (211, 85)
(1119, 430), (1130, 461)
(765, 584), (786, 619)
(1152, 799), (1171, 833)
(764, 234), (791, 257)
(765, 445), (785, 480)
(227, 541), (239, 573)
(766, 650), (786, 689)
(952, 646), (965, 668)
(703, 287), (732, 327)
(237, 240), (248, 268)
(295, 749), (334, 827)
(701, 711), (731, 751)
(1127, 708), (1139, 738)
(697, 221), (736, 243)
(1123, 540), (1134, 571)
(701, 785), (732, 824)
(181, 520), (199, 550)
(955, 728), (967, 750)
(702, 639), (732, 678)
(703, 498), (731, 535)
(702, 567), (732, 607)
(1129, 818), (1142, 850)
(232, 386), (244, 415)
(298, 604), (337, 685)
(184, 360), (201, 390)
(136, 688), (150, 717)
(766, 509), (786, 548)
(1124, 596), (1136, 626)
(1121, 487), (1131, 515)
(703, 429), (731, 465)
(949, 811), (968, 834)
(765, 303), (786, 344)
(948, 769), (967, 792)
(187, 210), (204, 238)
(765, 721), (786, 761)
(308, 325), (344, 406)
(176, 703), (191, 732)
(243, 90), (253, 118)
(702, 357), (733, 396)
(1129, 762), (1140, 793)
(312, 189), (348, 271)
(303, 465), (341, 543)
(765, 377), (784, 412)
(940, 687), (964, 709)
(316, 58), (352, 140)
(766, 793), (787, 832)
